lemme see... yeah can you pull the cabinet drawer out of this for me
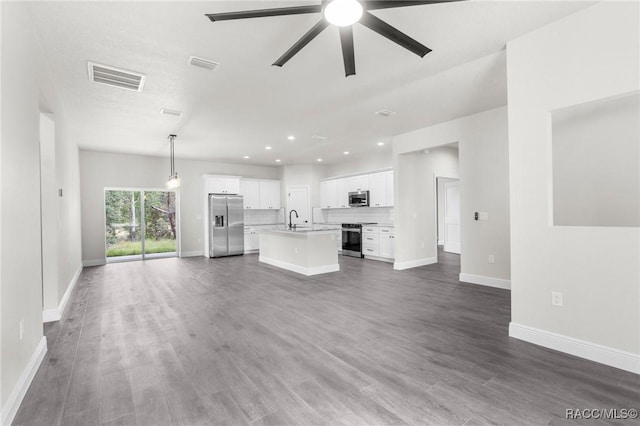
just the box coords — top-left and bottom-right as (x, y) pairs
(362, 233), (379, 244)
(379, 227), (394, 235)
(362, 226), (379, 234)
(362, 244), (379, 256)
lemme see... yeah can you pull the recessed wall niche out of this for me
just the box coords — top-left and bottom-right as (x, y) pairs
(551, 92), (639, 227)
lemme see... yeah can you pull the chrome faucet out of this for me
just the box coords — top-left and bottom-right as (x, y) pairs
(288, 209), (299, 229)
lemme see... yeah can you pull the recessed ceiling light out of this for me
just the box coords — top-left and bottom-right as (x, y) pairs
(265, 146), (272, 150)
(160, 108), (183, 117)
(343, 151), (350, 155)
(375, 109), (397, 117)
(243, 155), (250, 159)
(188, 55), (220, 71)
(287, 135), (295, 141)
(275, 159), (282, 163)
(317, 158), (323, 162)
(377, 142), (385, 146)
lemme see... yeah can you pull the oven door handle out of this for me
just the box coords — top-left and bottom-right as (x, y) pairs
(342, 228), (361, 233)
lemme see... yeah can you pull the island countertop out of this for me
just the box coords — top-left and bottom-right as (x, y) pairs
(259, 225), (340, 236)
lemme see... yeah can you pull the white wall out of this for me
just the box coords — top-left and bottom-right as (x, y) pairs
(551, 93), (639, 227)
(1, 2), (83, 420)
(323, 149), (392, 178)
(279, 164), (325, 209)
(79, 151), (279, 262)
(393, 107), (510, 284)
(507, 1), (639, 368)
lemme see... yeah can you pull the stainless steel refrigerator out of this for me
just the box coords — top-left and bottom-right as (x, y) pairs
(209, 194), (244, 257)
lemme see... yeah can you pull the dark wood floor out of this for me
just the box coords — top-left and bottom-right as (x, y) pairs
(14, 250), (639, 426)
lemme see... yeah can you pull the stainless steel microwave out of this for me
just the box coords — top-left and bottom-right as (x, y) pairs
(348, 191), (369, 207)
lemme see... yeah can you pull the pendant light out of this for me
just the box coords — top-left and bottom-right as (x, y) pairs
(166, 134), (180, 189)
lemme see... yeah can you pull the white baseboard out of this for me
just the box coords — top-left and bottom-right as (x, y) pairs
(259, 256), (339, 276)
(363, 255), (394, 263)
(180, 251), (203, 258)
(82, 259), (105, 267)
(459, 273), (511, 290)
(393, 257), (437, 270)
(437, 240), (444, 246)
(509, 322), (640, 374)
(42, 265), (82, 323)
(0, 336), (48, 426)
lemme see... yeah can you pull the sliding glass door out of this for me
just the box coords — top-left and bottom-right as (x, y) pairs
(143, 191), (177, 258)
(105, 189), (177, 261)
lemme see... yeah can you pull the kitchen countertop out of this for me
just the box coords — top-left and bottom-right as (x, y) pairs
(260, 225), (341, 235)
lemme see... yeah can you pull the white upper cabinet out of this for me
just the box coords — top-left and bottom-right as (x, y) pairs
(367, 170), (393, 207)
(336, 178), (350, 208)
(320, 180), (338, 209)
(239, 178), (281, 209)
(259, 180), (281, 209)
(239, 180), (260, 209)
(349, 175), (370, 192)
(319, 170), (393, 209)
(369, 172), (387, 207)
(385, 171), (394, 207)
(207, 176), (240, 194)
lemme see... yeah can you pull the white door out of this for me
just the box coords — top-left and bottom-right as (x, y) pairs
(286, 186), (310, 226)
(444, 180), (461, 254)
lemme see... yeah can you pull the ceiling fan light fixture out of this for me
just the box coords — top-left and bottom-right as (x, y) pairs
(323, 0), (363, 27)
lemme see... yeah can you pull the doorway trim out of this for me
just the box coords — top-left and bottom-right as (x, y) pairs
(433, 170), (459, 264)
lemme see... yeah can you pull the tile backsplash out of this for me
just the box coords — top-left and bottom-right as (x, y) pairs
(313, 207), (394, 225)
(244, 208), (285, 226)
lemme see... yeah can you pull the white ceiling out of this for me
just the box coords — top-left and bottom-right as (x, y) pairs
(28, 0), (593, 166)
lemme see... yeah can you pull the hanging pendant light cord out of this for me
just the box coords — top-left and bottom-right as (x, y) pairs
(169, 134), (177, 179)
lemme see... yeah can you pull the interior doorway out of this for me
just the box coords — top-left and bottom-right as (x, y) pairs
(437, 176), (461, 254)
(443, 179), (461, 254)
(286, 186), (310, 226)
(104, 189), (178, 262)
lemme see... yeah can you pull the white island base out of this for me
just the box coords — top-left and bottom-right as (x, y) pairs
(259, 228), (339, 276)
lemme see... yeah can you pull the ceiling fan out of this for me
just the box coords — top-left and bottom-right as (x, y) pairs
(205, 0), (462, 77)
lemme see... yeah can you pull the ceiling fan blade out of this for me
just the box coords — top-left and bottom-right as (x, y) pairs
(365, 0), (464, 10)
(359, 11), (431, 57)
(339, 26), (356, 77)
(206, 5), (322, 22)
(273, 20), (330, 67)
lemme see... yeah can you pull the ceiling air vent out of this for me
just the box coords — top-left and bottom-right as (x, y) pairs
(87, 61), (146, 92)
(311, 135), (328, 141)
(188, 55), (220, 71)
(375, 109), (397, 117)
(160, 108), (184, 117)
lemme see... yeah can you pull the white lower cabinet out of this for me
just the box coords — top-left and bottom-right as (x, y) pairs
(244, 231), (259, 253)
(362, 226), (394, 261)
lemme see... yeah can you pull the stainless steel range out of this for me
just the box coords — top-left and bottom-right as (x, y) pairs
(341, 222), (376, 258)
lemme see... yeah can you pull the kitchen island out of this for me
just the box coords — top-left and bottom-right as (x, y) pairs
(259, 226), (340, 276)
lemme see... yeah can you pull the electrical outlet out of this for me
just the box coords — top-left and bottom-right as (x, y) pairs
(488, 255), (495, 264)
(294, 247), (299, 254)
(551, 292), (563, 307)
(19, 320), (24, 340)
